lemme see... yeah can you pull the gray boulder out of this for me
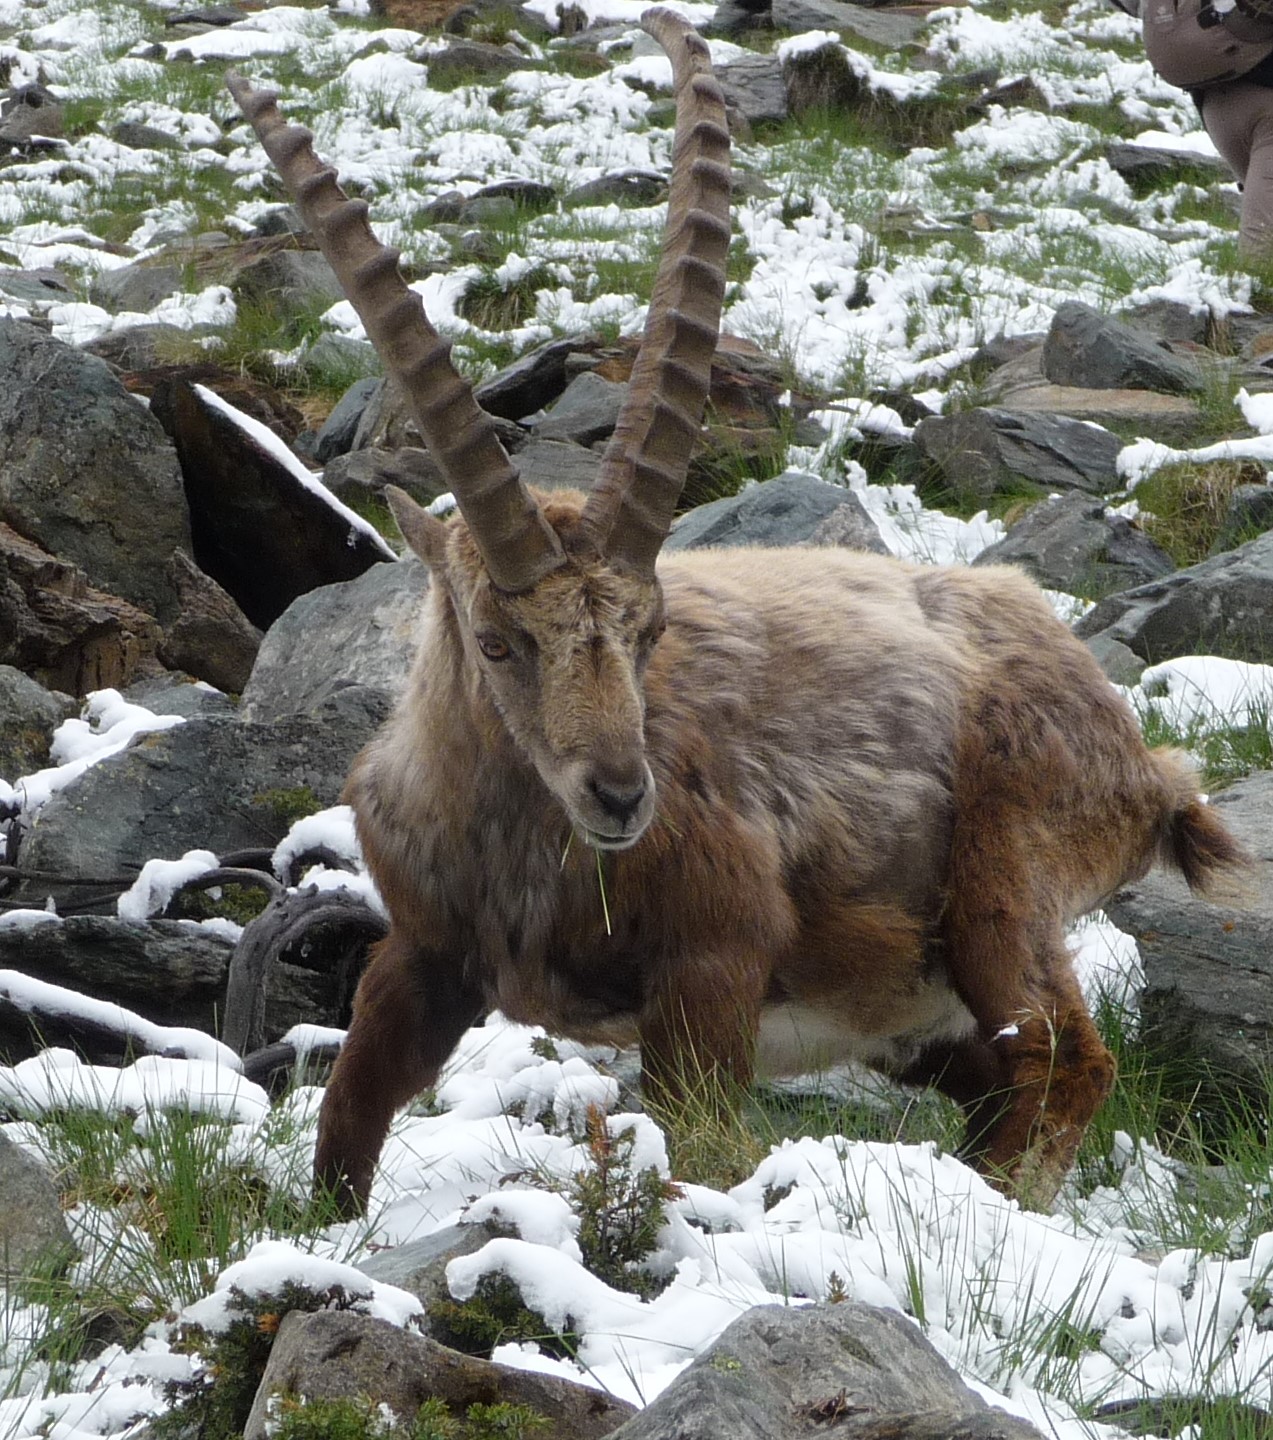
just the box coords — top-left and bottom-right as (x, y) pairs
(240, 559), (427, 724)
(604, 1303), (1043, 1439)
(716, 52), (788, 126)
(158, 549), (262, 695)
(0, 666), (76, 781)
(1104, 771), (1273, 1116)
(1209, 482), (1273, 555)
(359, 1222), (510, 1337)
(244, 1310), (635, 1440)
(231, 248), (346, 321)
(770, 0), (927, 43)
(323, 446), (450, 507)
(666, 471), (887, 553)
(122, 675), (238, 719)
(314, 377), (383, 463)
(913, 408), (1123, 506)
(971, 492), (1174, 597)
(19, 713), (371, 912)
(1074, 529), (1273, 663)
(475, 334), (593, 420)
(0, 1133), (75, 1286)
(564, 169), (666, 207)
(1106, 140), (1229, 188)
(0, 319), (190, 623)
(424, 37), (533, 84)
(1042, 301), (1204, 395)
(89, 260), (184, 315)
(535, 370), (627, 445)
(517, 438), (602, 493)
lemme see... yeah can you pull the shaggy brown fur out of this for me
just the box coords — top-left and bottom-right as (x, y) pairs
(314, 491), (1247, 1213)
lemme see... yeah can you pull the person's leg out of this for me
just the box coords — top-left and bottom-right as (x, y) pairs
(1201, 81), (1273, 258)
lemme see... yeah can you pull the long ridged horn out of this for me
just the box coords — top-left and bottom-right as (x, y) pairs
(578, 7), (732, 575)
(225, 72), (565, 593)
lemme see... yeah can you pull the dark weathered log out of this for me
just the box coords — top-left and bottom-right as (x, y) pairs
(223, 886), (386, 1054)
(240, 1038), (344, 1096)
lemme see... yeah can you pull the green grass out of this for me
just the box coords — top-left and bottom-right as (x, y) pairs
(1135, 458), (1272, 567)
(0, 1097), (352, 1410)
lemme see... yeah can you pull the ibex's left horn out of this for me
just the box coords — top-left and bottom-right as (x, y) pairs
(579, 7), (732, 575)
(225, 72), (565, 594)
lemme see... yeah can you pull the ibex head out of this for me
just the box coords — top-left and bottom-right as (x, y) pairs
(228, 8), (731, 851)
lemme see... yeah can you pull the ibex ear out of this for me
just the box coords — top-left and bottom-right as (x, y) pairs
(386, 485), (449, 568)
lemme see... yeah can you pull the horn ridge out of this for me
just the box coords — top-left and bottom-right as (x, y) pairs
(579, 8), (732, 573)
(225, 69), (564, 594)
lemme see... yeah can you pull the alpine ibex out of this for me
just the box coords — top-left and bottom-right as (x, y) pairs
(229, 11), (1245, 1216)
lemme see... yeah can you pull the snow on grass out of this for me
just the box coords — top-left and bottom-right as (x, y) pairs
(0, 1045), (260, 1123)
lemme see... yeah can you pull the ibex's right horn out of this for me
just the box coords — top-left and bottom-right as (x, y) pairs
(225, 72), (565, 594)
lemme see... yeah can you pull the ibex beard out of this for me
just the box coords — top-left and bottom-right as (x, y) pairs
(226, 8), (1246, 1219)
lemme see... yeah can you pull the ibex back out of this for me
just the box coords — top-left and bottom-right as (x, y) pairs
(229, 11), (1246, 1215)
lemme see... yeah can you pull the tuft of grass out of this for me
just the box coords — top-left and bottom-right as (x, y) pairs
(1135, 458), (1271, 567)
(0, 1098), (351, 1411)
(1137, 691), (1273, 790)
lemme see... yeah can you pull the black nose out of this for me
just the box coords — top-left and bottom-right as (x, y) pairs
(589, 776), (647, 826)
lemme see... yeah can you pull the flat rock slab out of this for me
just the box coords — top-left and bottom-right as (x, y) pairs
(604, 1302), (1043, 1439)
(981, 347), (1203, 441)
(245, 1310), (635, 1440)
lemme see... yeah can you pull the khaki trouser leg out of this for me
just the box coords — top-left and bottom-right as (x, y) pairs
(1200, 80), (1273, 259)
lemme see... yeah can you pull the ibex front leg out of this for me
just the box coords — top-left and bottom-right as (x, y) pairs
(316, 931), (482, 1215)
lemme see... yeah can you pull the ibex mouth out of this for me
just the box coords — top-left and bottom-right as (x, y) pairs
(579, 825), (645, 853)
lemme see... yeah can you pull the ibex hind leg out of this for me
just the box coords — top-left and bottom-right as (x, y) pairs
(945, 921), (1115, 1208)
(315, 931), (482, 1216)
(985, 968), (1114, 1208)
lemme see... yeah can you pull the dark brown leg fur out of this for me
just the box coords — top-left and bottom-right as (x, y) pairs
(638, 950), (767, 1112)
(315, 931), (482, 1215)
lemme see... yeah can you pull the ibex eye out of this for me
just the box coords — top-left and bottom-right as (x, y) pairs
(477, 634), (511, 661)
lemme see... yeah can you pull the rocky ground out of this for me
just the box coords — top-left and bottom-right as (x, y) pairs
(3, 0), (1273, 1433)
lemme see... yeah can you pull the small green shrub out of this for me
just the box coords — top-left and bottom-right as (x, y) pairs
(428, 1273), (578, 1361)
(570, 1106), (682, 1298)
(156, 1282), (364, 1440)
(268, 1393), (550, 1440)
